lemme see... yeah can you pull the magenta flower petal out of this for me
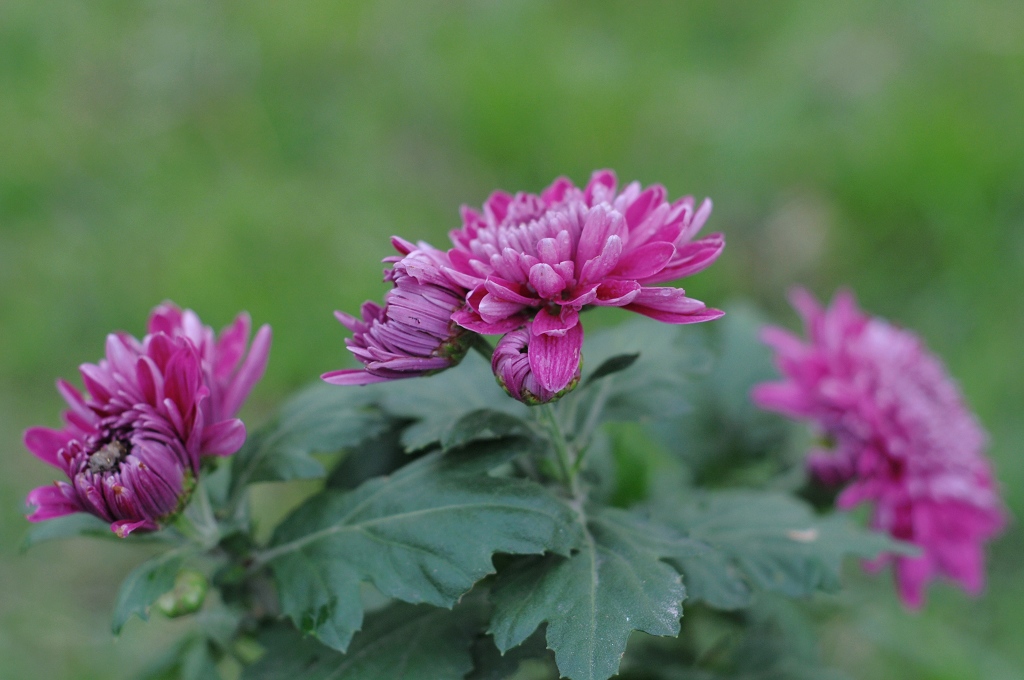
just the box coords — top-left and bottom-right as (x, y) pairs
(528, 263), (568, 299)
(527, 321), (584, 393)
(584, 169), (617, 204)
(609, 241), (676, 280)
(200, 419), (247, 457)
(211, 314), (251, 380)
(576, 209), (627, 276)
(753, 288), (1006, 607)
(625, 287), (725, 324)
(26, 484), (79, 522)
(749, 383), (814, 419)
(450, 307), (528, 335)
(483, 278), (536, 306)
(112, 519), (158, 538)
(594, 280), (642, 306)
(325, 241), (474, 386)
(148, 302), (272, 421)
(478, 292), (530, 323)
(531, 306), (579, 337)
(56, 379), (97, 433)
(321, 369), (393, 386)
(493, 326), (581, 405)
(447, 169), (723, 344)
(578, 233), (624, 286)
(218, 324), (272, 421)
(24, 427), (71, 467)
(640, 236), (725, 283)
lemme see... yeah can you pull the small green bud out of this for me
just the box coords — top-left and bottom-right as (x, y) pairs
(156, 569), (209, 618)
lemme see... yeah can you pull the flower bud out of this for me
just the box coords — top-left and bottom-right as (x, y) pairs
(156, 569), (209, 618)
(492, 326), (581, 405)
(323, 238), (473, 385)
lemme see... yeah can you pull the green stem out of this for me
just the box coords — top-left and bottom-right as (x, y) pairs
(178, 481), (220, 549)
(572, 377), (614, 474)
(538, 403), (579, 496)
(470, 334), (495, 361)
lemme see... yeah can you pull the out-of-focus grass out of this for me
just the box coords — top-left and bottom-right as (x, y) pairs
(1, 1), (1021, 678)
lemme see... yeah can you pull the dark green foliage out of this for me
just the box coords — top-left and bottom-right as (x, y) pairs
(442, 409), (536, 451)
(229, 383), (391, 497)
(489, 508), (696, 680)
(112, 551), (187, 634)
(662, 492), (908, 607)
(136, 635), (223, 680)
(467, 630), (555, 680)
(244, 602), (481, 680)
(264, 437), (582, 651)
(651, 306), (801, 487)
(373, 353), (530, 451)
(20, 512), (121, 550)
(326, 421), (410, 491)
(619, 598), (849, 680)
(585, 352), (640, 384)
(568, 320), (710, 425)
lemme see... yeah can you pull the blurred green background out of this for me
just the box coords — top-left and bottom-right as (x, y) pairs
(2, 1), (1022, 678)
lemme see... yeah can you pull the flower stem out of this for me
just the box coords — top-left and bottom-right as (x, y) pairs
(572, 377), (614, 474)
(470, 334), (495, 362)
(538, 403), (579, 496)
(178, 480), (221, 549)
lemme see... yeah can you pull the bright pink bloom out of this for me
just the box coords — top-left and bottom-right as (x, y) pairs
(25, 305), (270, 537)
(492, 324), (582, 405)
(148, 302), (272, 422)
(752, 289), (1005, 608)
(322, 238), (474, 385)
(447, 170), (724, 395)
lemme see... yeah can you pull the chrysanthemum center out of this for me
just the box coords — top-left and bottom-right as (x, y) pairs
(88, 439), (129, 474)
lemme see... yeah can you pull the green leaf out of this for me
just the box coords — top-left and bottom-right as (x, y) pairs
(442, 409), (534, 451)
(243, 602), (480, 680)
(179, 638), (222, 680)
(569, 319), (709, 426)
(229, 383), (390, 495)
(585, 352), (640, 384)
(670, 541), (752, 610)
(326, 421), (410, 490)
(262, 437), (582, 651)
(665, 491), (907, 605)
(136, 635), (222, 680)
(650, 304), (801, 486)
(618, 595), (849, 680)
(490, 507), (692, 680)
(112, 551), (186, 634)
(20, 512), (117, 551)
(468, 629), (554, 680)
(375, 353), (530, 451)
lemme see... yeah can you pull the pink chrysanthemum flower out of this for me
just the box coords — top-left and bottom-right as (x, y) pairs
(446, 170), (724, 397)
(492, 324), (582, 405)
(25, 305), (271, 537)
(752, 289), (1006, 608)
(322, 237), (474, 385)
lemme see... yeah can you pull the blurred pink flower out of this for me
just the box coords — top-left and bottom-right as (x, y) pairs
(25, 304), (270, 537)
(447, 170), (724, 396)
(148, 302), (272, 422)
(322, 238), (473, 385)
(752, 289), (1006, 607)
(492, 324), (582, 405)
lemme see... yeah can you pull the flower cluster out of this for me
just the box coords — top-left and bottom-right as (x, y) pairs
(753, 289), (1005, 607)
(324, 170), (725, 401)
(25, 304), (270, 537)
